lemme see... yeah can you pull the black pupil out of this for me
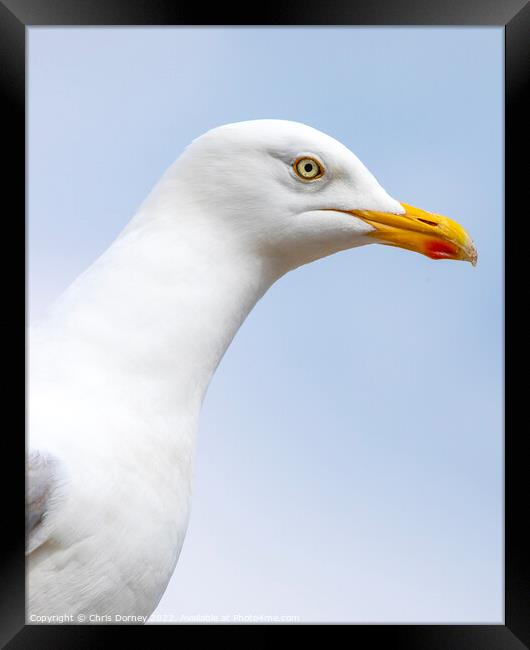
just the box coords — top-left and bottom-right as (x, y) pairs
(304, 163), (314, 173)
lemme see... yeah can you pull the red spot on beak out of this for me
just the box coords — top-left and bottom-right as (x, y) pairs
(424, 239), (459, 260)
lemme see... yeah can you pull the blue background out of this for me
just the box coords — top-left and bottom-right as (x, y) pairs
(28, 27), (503, 622)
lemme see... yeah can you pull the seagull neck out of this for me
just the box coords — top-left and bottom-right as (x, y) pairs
(55, 197), (282, 414)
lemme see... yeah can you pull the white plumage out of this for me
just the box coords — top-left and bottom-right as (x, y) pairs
(27, 120), (475, 622)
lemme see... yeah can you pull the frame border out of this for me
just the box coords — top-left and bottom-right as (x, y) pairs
(3, 0), (526, 646)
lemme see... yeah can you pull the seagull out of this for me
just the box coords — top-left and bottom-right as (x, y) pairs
(27, 119), (477, 623)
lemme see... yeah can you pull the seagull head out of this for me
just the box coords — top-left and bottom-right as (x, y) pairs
(171, 119), (477, 271)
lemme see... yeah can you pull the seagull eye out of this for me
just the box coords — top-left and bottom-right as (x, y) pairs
(294, 157), (324, 181)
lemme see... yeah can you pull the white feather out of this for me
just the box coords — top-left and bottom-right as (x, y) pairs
(28, 119), (403, 622)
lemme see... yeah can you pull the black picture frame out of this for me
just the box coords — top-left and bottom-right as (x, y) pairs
(3, 0), (526, 646)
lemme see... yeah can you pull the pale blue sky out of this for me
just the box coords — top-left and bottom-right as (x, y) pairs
(28, 27), (503, 623)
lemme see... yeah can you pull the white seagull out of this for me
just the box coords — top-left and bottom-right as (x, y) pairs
(27, 120), (477, 623)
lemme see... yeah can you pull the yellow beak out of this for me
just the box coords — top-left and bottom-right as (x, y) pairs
(349, 202), (477, 266)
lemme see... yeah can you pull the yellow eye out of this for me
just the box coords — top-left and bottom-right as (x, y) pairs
(294, 157), (324, 181)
